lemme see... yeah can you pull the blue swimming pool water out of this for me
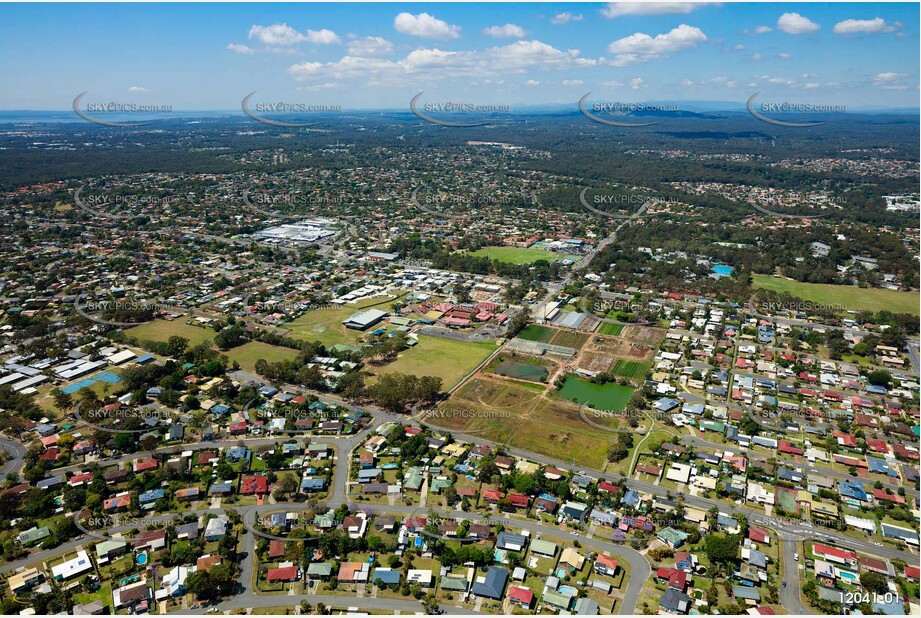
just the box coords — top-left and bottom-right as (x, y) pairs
(136, 552), (148, 566)
(712, 264), (734, 276)
(559, 585), (578, 596)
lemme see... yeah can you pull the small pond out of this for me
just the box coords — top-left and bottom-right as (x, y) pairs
(494, 359), (548, 382)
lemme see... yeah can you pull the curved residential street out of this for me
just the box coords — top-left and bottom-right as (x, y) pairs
(1, 369), (917, 616)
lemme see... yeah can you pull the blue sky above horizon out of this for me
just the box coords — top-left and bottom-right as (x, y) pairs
(1, 2), (918, 110)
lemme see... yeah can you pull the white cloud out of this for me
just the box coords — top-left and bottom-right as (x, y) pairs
(490, 40), (596, 70)
(874, 72), (906, 82)
(629, 77), (647, 89)
(483, 24), (527, 38)
(745, 25), (772, 34)
(833, 18), (898, 34)
(777, 13), (820, 35)
(524, 79), (540, 86)
(306, 29), (341, 45)
(288, 62), (325, 79)
(128, 86), (150, 93)
(796, 81), (839, 89)
(288, 39), (595, 82)
(765, 76), (796, 86)
(602, 80), (624, 88)
(778, 53), (792, 59)
(399, 47), (468, 72)
(297, 82), (340, 91)
(249, 23), (308, 46)
(551, 12), (583, 25)
(394, 12), (461, 39)
(751, 52), (763, 61)
(601, 2), (717, 18)
(679, 79), (694, 86)
(873, 72), (909, 90)
(697, 75), (739, 88)
(606, 24), (707, 65)
(562, 79), (584, 86)
(227, 43), (256, 55)
(733, 44), (746, 50)
(347, 36), (394, 56)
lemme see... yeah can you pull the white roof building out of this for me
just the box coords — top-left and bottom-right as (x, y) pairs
(51, 550), (93, 581)
(107, 350), (137, 365)
(666, 463), (692, 484)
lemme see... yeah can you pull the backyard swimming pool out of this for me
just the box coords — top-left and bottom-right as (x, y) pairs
(558, 585), (578, 596)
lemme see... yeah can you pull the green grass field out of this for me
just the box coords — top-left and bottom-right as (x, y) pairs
(125, 319), (214, 346)
(597, 322), (625, 336)
(371, 336), (497, 389)
(612, 359), (649, 379)
(517, 324), (556, 343)
(468, 246), (580, 264)
(225, 341), (300, 372)
(753, 274), (919, 316)
(285, 294), (405, 346)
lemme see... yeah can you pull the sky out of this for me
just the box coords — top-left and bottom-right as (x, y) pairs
(0, 2), (918, 111)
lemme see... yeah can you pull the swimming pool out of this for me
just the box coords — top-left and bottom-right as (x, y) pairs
(136, 552), (148, 566)
(712, 264), (734, 276)
(559, 585), (578, 596)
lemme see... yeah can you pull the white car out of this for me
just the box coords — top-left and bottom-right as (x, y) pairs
(794, 553), (799, 561)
